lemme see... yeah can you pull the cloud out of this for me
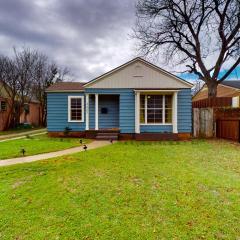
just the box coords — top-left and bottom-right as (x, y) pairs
(0, 0), (137, 81)
(0, 0), (238, 83)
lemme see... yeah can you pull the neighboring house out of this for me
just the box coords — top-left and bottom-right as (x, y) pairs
(46, 58), (193, 140)
(193, 81), (240, 107)
(0, 97), (11, 131)
(0, 82), (41, 130)
(19, 101), (41, 126)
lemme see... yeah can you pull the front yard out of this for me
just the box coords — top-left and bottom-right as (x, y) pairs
(0, 140), (240, 239)
(0, 127), (44, 136)
(0, 134), (89, 159)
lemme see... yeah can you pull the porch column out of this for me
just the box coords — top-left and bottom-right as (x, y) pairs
(95, 94), (99, 130)
(173, 91), (178, 133)
(135, 91), (140, 133)
(85, 94), (89, 130)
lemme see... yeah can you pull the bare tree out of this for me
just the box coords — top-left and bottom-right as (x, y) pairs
(0, 55), (19, 129)
(0, 47), (71, 129)
(14, 48), (39, 112)
(32, 54), (69, 126)
(134, 0), (240, 97)
(33, 58), (58, 126)
(192, 79), (204, 96)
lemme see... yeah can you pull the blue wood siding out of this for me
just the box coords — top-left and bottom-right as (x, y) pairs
(140, 125), (173, 133)
(47, 88), (192, 134)
(177, 89), (192, 133)
(99, 95), (119, 129)
(47, 92), (85, 132)
(85, 89), (135, 133)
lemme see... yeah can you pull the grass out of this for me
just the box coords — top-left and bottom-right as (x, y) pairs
(0, 127), (44, 136)
(0, 140), (240, 239)
(0, 134), (90, 159)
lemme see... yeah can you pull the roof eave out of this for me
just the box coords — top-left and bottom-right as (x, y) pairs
(45, 90), (85, 93)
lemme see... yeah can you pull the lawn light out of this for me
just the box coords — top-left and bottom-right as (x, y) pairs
(83, 145), (87, 151)
(20, 148), (26, 156)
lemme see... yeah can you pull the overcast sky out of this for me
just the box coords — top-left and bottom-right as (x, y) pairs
(0, 0), (239, 82)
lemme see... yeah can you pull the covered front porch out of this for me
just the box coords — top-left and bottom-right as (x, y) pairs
(85, 94), (120, 131)
(85, 90), (178, 136)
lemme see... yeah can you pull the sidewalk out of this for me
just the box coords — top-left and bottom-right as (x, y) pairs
(0, 140), (111, 167)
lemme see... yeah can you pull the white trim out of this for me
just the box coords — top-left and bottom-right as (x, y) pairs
(144, 95), (147, 124)
(46, 90), (85, 93)
(162, 95), (166, 124)
(135, 89), (180, 93)
(84, 58), (193, 88)
(172, 92), (178, 133)
(139, 94), (173, 125)
(68, 96), (84, 123)
(135, 92), (140, 133)
(140, 123), (173, 126)
(95, 94), (99, 130)
(85, 94), (89, 130)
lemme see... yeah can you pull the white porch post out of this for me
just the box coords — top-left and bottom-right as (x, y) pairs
(95, 94), (99, 130)
(173, 91), (178, 133)
(135, 91), (140, 133)
(85, 94), (89, 130)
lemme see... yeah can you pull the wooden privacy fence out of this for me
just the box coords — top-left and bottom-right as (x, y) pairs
(193, 108), (214, 138)
(193, 107), (240, 141)
(192, 97), (232, 108)
(216, 119), (240, 141)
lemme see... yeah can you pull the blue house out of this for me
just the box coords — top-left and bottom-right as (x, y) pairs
(46, 58), (193, 140)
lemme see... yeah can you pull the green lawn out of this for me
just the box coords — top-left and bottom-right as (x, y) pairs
(0, 134), (89, 159)
(0, 140), (240, 239)
(0, 127), (44, 136)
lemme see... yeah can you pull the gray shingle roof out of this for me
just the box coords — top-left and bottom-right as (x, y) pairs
(221, 80), (240, 89)
(46, 82), (85, 91)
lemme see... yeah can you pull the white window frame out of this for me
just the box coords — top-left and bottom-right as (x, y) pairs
(140, 94), (173, 126)
(68, 96), (84, 122)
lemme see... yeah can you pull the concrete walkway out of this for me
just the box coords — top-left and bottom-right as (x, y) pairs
(0, 141), (111, 167)
(0, 128), (47, 140)
(0, 132), (47, 143)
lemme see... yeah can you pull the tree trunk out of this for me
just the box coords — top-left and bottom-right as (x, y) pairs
(207, 81), (218, 98)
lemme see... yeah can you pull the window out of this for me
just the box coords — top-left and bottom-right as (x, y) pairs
(24, 103), (30, 114)
(68, 96), (84, 122)
(0, 100), (7, 111)
(140, 94), (173, 124)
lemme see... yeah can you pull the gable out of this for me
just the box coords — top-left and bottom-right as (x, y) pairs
(84, 58), (192, 89)
(193, 84), (240, 101)
(0, 82), (10, 98)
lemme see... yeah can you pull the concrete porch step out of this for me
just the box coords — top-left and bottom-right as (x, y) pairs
(97, 132), (119, 136)
(96, 132), (119, 140)
(95, 135), (118, 140)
